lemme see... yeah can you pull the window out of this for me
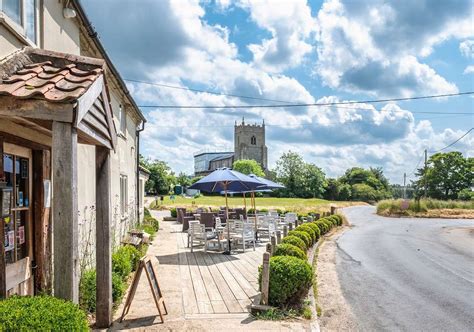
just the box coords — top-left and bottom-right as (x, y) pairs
(120, 175), (128, 218)
(1, 0), (38, 44)
(119, 104), (127, 136)
(251, 136), (256, 145)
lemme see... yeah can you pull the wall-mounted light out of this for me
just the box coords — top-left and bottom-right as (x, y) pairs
(63, 1), (77, 19)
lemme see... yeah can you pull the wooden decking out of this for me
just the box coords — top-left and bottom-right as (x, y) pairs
(174, 225), (265, 317)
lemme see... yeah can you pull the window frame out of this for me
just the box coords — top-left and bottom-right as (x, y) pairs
(0, 0), (39, 46)
(119, 104), (127, 138)
(120, 174), (128, 219)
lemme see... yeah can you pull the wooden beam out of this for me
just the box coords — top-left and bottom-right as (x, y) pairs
(95, 146), (112, 327)
(52, 121), (79, 302)
(75, 74), (104, 126)
(0, 97), (74, 122)
(33, 150), (52, 294)
(0, 136), (6, 299)
(0, 131), (50, 151)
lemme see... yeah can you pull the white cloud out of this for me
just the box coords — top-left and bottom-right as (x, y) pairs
(315, 0), (472, 96)
(463, 65), (474, 75)
(237, 0), (316, 72)
(459, 40), (474, 58)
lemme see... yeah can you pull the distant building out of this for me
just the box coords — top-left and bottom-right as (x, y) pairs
(193, 118), (268, 175)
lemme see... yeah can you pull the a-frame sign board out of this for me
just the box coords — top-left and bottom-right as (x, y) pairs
(120, 256), (167, 323)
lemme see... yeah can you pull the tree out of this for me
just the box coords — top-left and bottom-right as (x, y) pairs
(351, 183), (378, 202)
(176, 172), (191, 187)
(303, 163), (327, 198)
(416, 151), (473, 199)
(232, 159), (265, 177)
(274, 151), (306, 197)
(140, 157), (175, 195)
(324, 178), (340, 200)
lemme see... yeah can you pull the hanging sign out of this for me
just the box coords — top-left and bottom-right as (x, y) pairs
(120, 256), (167, 323)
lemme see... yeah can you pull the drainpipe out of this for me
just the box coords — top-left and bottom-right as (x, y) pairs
(136, 121), (145, 224)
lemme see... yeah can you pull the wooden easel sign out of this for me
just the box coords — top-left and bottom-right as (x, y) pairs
(120, 256), (167, 323)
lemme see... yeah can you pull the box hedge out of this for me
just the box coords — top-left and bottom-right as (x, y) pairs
(281, 235), (306, 252)
(0, 296), (88, 331)
(287, 230), (311, 250)
(295, 224), (317, 244)
(300, 222), (321, 240)
(267, 256), (313, 307)
(273, 243), (307, 261)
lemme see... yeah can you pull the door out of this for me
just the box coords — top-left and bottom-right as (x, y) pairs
(3, 143), (33, 296)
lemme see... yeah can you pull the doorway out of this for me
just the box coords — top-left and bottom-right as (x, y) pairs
(3, 143), (33, 296)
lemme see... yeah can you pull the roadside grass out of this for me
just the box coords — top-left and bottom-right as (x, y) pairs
(377, 199), (474, 219)
(150, 195), (363, 214)
(252, 301), (313, 321)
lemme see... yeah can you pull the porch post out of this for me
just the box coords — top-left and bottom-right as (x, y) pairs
(0, 136), (6, 299)
(52, 121), (79, 302)
(95, 146), (112, 327)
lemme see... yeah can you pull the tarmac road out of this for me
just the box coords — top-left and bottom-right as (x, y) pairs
(337, 206), (474, 331)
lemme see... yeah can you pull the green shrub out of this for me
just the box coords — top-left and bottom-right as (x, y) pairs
(170, 207), (177, 218)
(122, 245), (142, 271)
(79, 269), (97, 313)
(0, 295), (88, 331)
(302, 222), (321, 240)
(314, 220), (328, 234)
(112, 247), (133, 280)
(281, 236), (306, 251)
(274, 243), (307, 260)
(112, 272), (126, 304)
(458, 189), (474, 201)
(320, 218), (333, 232)
(266, 256), (313, 307)
(144, 207), (151, 218)
(144, 215), (160, 232)
(326, 215), (339, 227)
(295, 224), (317, 244)
(287, 231), (311, 250)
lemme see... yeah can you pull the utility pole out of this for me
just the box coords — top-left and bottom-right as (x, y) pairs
(403, 172), (406, 199)
(424, 149), (428, 197)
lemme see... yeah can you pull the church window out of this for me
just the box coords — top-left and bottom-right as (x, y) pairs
(251, 136), (256, 145)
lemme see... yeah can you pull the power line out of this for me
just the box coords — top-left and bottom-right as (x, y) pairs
(124, 78), (297, 104)
(136, 91), (474, 109)
(428, 127), (473, 153)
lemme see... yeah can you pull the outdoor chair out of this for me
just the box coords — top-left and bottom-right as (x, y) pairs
(187, 221), (216, 252)
(232, 220), (256, 252)
(179, 209), (195, 232)
(256, 216), (277, 240)
(199, 212), (216, 230)
(269, 210), (279, 218)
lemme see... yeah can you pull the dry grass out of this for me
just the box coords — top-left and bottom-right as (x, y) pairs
(151, 195), (366, 214)
(377, 199), (474, 219)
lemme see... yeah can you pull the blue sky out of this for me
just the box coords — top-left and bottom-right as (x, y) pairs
(80, 0), (473, 183)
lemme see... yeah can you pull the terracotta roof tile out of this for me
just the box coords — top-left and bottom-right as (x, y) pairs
(0, 48), (104, 103)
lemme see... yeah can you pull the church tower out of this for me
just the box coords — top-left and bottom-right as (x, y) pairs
(234, 118), (268, 170)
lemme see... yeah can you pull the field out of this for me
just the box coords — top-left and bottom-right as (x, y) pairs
(377, 199), (474, 219)
(148, 195), (363, 214)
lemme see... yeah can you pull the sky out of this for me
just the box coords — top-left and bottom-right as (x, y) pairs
(80, 0), (474, 184)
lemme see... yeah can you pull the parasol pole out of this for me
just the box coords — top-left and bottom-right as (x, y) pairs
(243, 192), (247, 211)
(224, 182), (232, 254)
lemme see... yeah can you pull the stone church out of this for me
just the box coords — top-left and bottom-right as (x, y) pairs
(194, 118), (268, 175)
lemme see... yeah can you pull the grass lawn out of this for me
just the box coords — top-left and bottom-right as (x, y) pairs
(149, 195), (363, 214)
(377, 199), (474, 219)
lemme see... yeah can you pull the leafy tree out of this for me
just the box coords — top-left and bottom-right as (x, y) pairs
(416, 151), (473, 199)
(140, 158), (175, 195)
(351, 183), (378, 202)
(190, 176), (204, 184)
(338, 183), (352, 201)
(232, 159), (265, 177)
(274, 151), (306, 197)
(176, 172), (192, 187)
(303, 163), (327, 198)
(324, 178), (340, 200)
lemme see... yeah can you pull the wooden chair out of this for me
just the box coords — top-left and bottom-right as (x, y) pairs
(187, 221), (215, 252)
(179, 209), (195, 232)
(232, 220), (256, 252)
(257, 216), (277, 240)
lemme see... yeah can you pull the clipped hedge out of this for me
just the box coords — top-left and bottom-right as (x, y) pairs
(170, 207), (177, 218)
(0, 296), (88, 331)
(302, 222), (321, 240)
(281, 235), (306, 252)
(287, 230), (311, 249)
(267, 256), (313, 307)
(273, 243), (307, 261)
(295, 224), (317, 244)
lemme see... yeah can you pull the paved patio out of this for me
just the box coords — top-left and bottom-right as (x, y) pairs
(110, 210), (312, 331)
